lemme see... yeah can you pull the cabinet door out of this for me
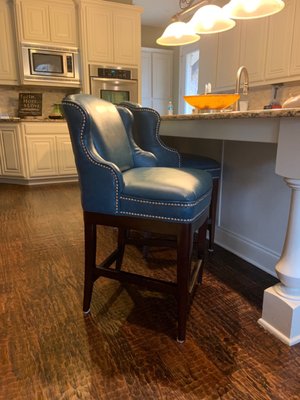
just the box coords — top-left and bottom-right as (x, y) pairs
(216, 25), (241, 90)
(289, 0), (300, 76)
(19, 0), (50, 42)
(240, 19), (267, 83)
(49, 3), (77, 46)
(0, 128), (24, 177)
(85, 5), (113, 64)
(0, 1), (18, 84)
(141, 50), (152, 107)
(152, 52), (173, 114)
(26, 136), (58, 177)
(114, 9), (140, 65)
(56, 136), (77, 175)
(198, 35), (218, 93)
(265, 0), (295, 80)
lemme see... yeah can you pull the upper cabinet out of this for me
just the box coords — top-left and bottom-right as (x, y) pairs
(198, 35), (218, 93)
(14, 0), (78, 47)
(0, 0), (18, 84)
(78, 0), (142, 93)
(205, 0), (299, 92)
(216, 25), (241, 90)
(239, 18), (268, 84)
(287, 0), (300, 77)
(79, 0), (141, 65)
(264, 0), (294, 81)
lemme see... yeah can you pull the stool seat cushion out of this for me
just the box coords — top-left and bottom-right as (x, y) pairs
(180, 153), (221, 179)
(121, 167), (212, 222)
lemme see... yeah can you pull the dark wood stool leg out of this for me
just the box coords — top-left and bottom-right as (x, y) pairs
(176, 224), (193, 343)
(197, 222), (207, 284)
(116, 227), (127, 270)
(208, 179), (219, 252)
(83, 220), (97, 314)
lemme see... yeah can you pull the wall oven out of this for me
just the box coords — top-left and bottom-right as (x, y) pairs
(89, 65), (138, 104)
(21, 45), (80, 87)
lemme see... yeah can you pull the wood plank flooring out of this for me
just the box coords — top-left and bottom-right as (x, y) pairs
(1, 183), (300, 400)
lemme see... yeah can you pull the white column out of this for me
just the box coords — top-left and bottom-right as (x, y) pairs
(258, 119), (300, 346)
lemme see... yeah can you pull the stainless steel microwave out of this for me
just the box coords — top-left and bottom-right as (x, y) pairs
(21, 45), (80, 87)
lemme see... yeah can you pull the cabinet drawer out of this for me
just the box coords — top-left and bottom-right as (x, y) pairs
(23, 122), (69, 135)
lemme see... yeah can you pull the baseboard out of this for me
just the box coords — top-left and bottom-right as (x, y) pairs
(215, 226), (280, 277)
(0, 176), (78, 185)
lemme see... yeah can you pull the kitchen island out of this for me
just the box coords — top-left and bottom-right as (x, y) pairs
(161, 108), (300, 346)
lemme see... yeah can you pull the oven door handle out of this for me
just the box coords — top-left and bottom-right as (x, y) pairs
(90, 77), (137, 84)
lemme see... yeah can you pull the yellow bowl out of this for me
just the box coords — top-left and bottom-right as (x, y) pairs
(184, 94), (240, 110)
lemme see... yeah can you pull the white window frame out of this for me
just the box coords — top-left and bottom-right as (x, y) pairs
(178, 41), (201, 114)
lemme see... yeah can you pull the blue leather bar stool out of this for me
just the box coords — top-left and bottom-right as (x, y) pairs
(62, 94), (212, 342)
(120, 102), (221, 252)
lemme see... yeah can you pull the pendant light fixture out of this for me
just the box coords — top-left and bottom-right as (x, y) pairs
(156, 0), (285, 47)
(156, 21), (200, 46)
(189, 4), (236, 34)
(223, 0), (285, 20)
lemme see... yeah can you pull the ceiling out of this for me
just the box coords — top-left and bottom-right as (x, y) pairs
(132, 0), (180, 27)
(132, 0), (228, 27)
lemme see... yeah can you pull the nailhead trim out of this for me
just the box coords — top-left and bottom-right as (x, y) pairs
(64, 100), (212, 223)
(62, 101), (120, 212)
(120, 190), (211, 207)
(119, 204), (209, 223)
(123, 105), (182, 166)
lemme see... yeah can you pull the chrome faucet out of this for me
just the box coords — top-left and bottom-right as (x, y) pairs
(235, 66), (249, 111)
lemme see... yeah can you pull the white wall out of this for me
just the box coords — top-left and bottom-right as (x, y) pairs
(162, 135), (291, 277)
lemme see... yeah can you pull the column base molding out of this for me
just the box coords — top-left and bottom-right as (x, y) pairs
(258, 285), (300, 346)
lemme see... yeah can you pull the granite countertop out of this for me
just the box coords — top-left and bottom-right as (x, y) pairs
(1, 108), (300, 123)
(0, 117), (66, 123)
(161, 108), (300, 120)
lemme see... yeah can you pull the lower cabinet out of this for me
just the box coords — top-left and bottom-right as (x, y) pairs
(0, 124), (26, 178)
(56, 136), (77, 175)
(24, 122), (77, 181)
(26, 135), (58, 177)
(0, 121), (77, 184)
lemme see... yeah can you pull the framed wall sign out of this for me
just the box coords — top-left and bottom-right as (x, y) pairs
(18, 93), (42, 117)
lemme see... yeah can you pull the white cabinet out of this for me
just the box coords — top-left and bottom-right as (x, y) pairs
(26, 135), (58, 177)
(0, 0), (18, 84)
(216, 25), (241, 90)
(289, 0), (300, 77)
(80, 0), (141, 65)
(264, 0), (295, 81)
(114, 8), (141, 66)
(56, 136), (77, 175)
(240, 19), (267, 84)
(141, 48), (173, 115)
(24, 123), (76, 179)
(198, 35), (218, 93)
(0, 125), (26, 177)
(210, 0), (299, 91)
(14, 0), (78, 46)
(0, 122), (77, 184)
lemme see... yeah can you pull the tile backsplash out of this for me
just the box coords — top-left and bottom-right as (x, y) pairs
(1, 80), (300, 117)
(0, 86), (79, 118)
(246, 81), (300, 110)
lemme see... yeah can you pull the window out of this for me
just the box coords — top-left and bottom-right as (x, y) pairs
(179, 42), (200, 114)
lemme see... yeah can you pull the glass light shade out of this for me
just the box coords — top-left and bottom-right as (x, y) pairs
(223, 0), (285, 19)
(156, 21), (200, 46)
(189, 4), (236, 34)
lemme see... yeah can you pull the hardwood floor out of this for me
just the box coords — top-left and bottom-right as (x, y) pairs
(1, 183), (300, 400)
